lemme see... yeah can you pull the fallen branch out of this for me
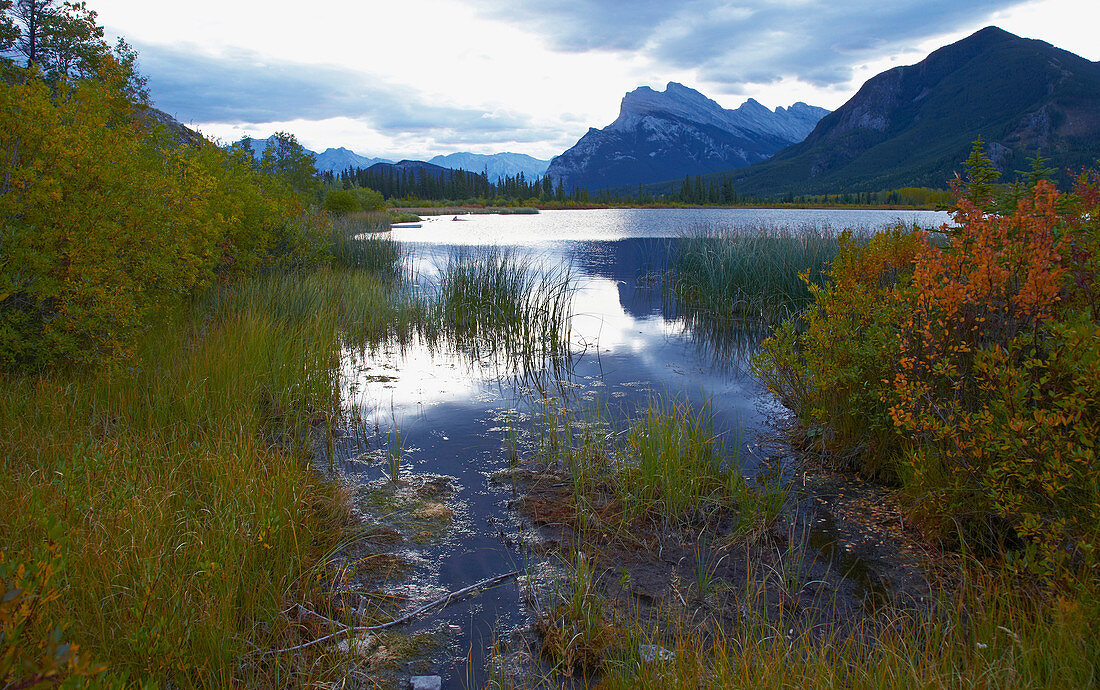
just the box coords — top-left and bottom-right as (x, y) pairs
(266, 570), (521, 655)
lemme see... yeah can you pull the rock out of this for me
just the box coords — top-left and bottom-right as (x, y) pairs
(638, 644), (675, 663)
(409, 676), (442, 690)
(334, 634), (374, 658)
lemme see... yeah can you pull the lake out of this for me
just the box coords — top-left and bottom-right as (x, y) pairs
(326, 207), (950, 686)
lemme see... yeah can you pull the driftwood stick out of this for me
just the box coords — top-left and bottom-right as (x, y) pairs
(267, 570), (521, 655)
(295, 604), (349, 631)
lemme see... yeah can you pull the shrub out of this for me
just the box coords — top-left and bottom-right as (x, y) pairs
(352, 187), (385, 212)
(0, 76), (330, 367)
(322, 188), (361, 214)
(754, 225), (924, 475)
(755, 170), (1100, 579)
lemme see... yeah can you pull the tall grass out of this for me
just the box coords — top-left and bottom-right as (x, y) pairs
(596, 574), (1099, 689)
(329, 216), (402, 277)
(431, 247), (574, 366)
(0, 262), (420, 685)
(668, 223), (845, 325)
(532, 397), (784, 532)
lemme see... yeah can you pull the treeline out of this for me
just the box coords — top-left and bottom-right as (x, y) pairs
(325, 162), (950, 209)
(0, 1), (334, 367)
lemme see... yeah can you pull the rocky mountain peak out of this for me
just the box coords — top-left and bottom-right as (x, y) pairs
(546, 83), (829, 190)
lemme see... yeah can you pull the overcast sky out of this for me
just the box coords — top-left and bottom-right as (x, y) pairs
(90, 0), (1098, 160)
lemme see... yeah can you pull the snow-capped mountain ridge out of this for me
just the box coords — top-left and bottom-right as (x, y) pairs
(546, 82), (829, 190)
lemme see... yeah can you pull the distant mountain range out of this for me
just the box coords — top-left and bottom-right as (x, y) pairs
(236, 137), (548, 180)
(545, 82), (829, 190)
(428, 152), (550, 181)
(716, 26), (1100, 195)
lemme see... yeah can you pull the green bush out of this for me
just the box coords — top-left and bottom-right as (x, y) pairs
(352, 187), (385, 212)
(322, 188), (361, 214)
(0, 76), (330, 367)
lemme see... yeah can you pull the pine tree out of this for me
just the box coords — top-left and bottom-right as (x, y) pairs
(959, 138), (1000, 212)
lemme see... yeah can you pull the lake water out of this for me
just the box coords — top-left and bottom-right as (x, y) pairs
(328, 207), (950, 686)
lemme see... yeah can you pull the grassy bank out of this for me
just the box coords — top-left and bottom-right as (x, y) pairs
(394, 205), (539, 216)
(592, 575), (1099, 689)
(0, 237), (423, 686)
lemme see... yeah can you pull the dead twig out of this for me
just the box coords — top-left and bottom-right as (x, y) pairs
(265, 570), (520, 655)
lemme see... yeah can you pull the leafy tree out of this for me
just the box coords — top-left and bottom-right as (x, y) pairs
(0, 1), (17, 57)
(259, 132), (321, 200)
(5, 0), (107, 80)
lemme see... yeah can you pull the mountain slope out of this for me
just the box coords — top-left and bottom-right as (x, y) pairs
(546, 82), (828, 190)
(725, 27), (1100, 195)
(428, 152), (550, 181)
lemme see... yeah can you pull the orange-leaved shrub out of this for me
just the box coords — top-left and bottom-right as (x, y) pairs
(755, 225), (925, 476)
(0, 74), (330, 367)
(755, 171), (1100, 579)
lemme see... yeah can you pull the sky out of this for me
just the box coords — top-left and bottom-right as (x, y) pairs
(90, 0), (1099, 161)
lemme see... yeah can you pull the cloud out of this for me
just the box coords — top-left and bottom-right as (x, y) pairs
(467, 0), (1030, 88)
(136, 41), (544, 138)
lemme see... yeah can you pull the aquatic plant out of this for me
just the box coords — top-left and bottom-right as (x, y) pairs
(430, 246), (575, 369)
(667, 223), (846, 326)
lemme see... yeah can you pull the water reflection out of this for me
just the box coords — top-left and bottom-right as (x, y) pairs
(330, 209), (950, 685)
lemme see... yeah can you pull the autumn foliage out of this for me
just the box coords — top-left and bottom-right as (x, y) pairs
(756, 166), (1100, 579)
(0, 71), (330, 367)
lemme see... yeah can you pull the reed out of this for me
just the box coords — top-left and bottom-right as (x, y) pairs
(531, 397), (785, 531)
(667, 223), (847, 325)
(431, 246), (574, 365)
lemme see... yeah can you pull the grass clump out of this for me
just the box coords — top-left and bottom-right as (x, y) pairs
(432, 247), (574, 362)
(535, 551), (616, 677)
(668, 223), (844, 325)
(532, 398), (785, 534)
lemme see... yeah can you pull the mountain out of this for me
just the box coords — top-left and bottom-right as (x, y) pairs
(237, 138), (392, 172)
(314, 147), (392, 173)
(723, 27), (1100, 195)
(363, 160), (456, 178)
(428, 152), (550, 181)
(139, 106), (204, 148)
(545, 82), (829, 190)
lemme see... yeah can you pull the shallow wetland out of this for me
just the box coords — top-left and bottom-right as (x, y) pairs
(316, 207), (952, 687)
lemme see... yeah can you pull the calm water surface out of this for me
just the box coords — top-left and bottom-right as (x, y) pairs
(331, 208), (949, 686)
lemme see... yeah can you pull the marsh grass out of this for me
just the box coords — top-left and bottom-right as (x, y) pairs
(535, 550), (615, 676)
(595, 573), (1100, 689)
(530, 397), (785, 534)
(329, 218), (403, 277)
(667, 223), (845, 326)
(431, 247), (574, 367)
(0, 258), (421, 685)
(330, 210), (392, 235)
